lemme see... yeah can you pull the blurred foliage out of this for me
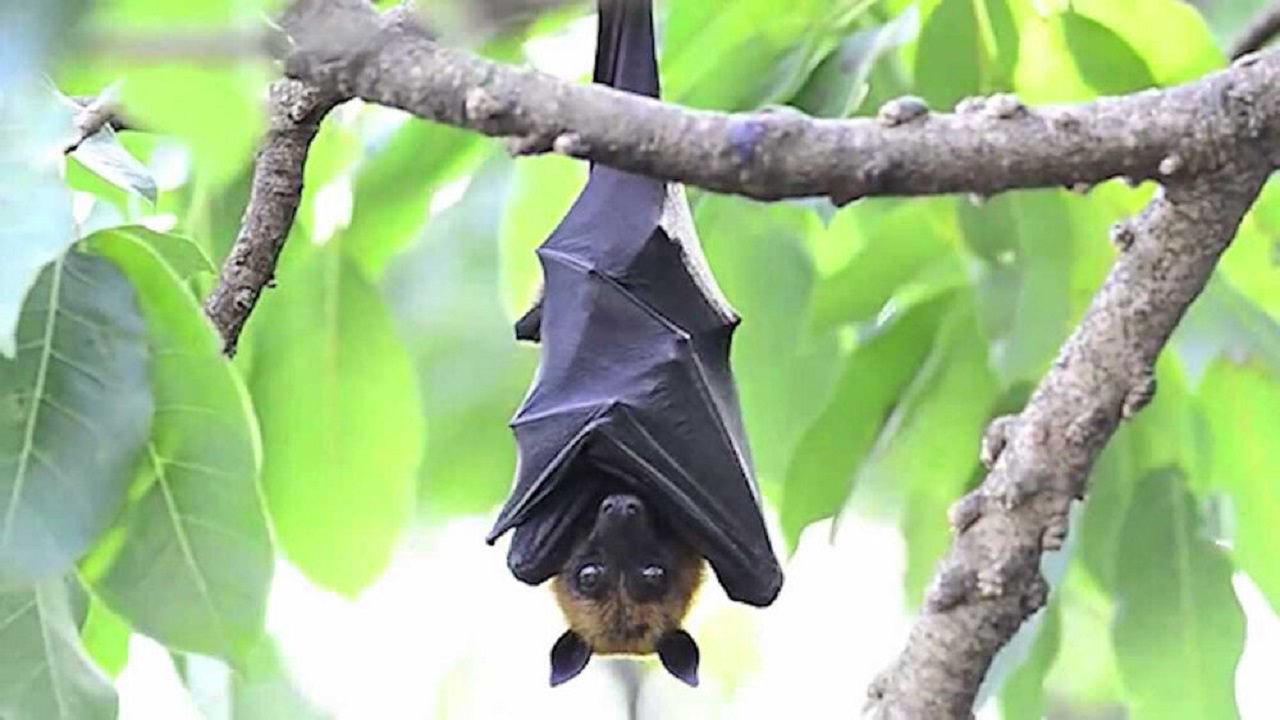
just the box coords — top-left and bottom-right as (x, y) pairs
(1, 0), (1278, 718)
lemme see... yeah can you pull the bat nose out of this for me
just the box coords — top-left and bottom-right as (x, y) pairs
(601, 494), (643, 518)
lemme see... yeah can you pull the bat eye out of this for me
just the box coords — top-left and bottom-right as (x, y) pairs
(640, 565), (666, 586)
(576, 564), (604, 593)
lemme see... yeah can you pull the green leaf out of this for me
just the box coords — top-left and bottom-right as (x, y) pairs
(780, 292), (952, 548)
(790, 5), (920, 118)
(810, 197), (960, 333)
(0, 81), (76, 358)
(499, 153), (586, 320)
(100, 226), (214, 285)
(968, 192), (1074, 387)
(1079, 357), (1199, 590)
(1219, 177), (1280, 320)
(86, 228), (273, 662)
(890, 301), (999, 601)
(79, 598), (130, 678)
(1112, 469), (1244, 720)
(0, 252), (153, 583)
(695, 197), (843, 487)
(1070, 0), (1224, 86)
(385, 157), (533, 517)
(914, 0), (1017, 109)
(250, 243), (423, 596)
(1199, 361), (1280, 614)
(1060, 11), (1157, 96)
(0, 579), (117, 720)
(344, 117), (484, 278)
(1175, 277), (1280, 381)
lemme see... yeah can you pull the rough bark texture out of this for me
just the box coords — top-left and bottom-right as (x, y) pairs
(202, 78), (344, 354)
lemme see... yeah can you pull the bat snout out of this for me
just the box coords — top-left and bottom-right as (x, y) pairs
(600, 494), (645, 519)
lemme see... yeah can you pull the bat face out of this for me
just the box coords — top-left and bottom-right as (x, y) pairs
(548, 493), (704, 687)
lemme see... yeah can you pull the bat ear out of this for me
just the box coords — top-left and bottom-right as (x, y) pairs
(550, 630), (592, 687)
(656, 629), (700, 687)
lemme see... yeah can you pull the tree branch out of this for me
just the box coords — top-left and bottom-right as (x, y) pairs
(281, 4), (1280, 205)
(202, 78), (345, 354)
(1230, 2), (1280, 60)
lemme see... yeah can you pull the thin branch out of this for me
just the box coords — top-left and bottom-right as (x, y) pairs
(281, 4), (1280, 204)
(202, 78), (345, 354)
(1230, 2), (1280, 60)
(64, 87), (123, 154)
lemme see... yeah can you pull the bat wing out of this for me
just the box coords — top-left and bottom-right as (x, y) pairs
(487, 167), (783, 607)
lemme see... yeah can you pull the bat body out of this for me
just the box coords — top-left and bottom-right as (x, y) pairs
(485, 0), (783, 686)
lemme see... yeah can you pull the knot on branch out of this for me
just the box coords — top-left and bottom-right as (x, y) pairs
(983, 93), (1027, 119)
(980, 415), (1018, 469)
(877, 96), (929, 127)
(465, 86), (512, 129)
(1122, 370), (1158, 419)
(1109, 218), (1137, 251)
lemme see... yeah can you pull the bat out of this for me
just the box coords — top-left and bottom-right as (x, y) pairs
(485, 0), (783, 687)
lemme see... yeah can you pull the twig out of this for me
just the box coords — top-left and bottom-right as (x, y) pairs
(1230, 2), (1280, 60)
(64, 86), (123, 154)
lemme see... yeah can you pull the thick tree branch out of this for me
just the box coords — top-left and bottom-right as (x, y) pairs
(1230, 2), (1280, 60)
(281, 4), (1280, 204)
(864, 145), (1273, 720)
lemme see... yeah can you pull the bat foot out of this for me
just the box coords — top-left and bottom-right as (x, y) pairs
(982, 93), (1026, 119)
(924, 562), (975, 613)
(948, 491), (986, 535)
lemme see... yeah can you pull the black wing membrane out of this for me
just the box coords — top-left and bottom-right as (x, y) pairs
(486, 0), (782, 607)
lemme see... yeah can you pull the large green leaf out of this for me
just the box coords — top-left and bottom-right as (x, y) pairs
(0, 82), (76, 358)
(86, 228), (273, 662)
(1112, 469), (1244, 720)
(809, 197), (960, 333)
(385, 156), (533, 517)
(1079, 357), (1199, 590)
(0, 579), (117, 720)
(0, 252), (152, 583)
(344, 119), (483, 279)
(499, 153), (585, 321)
(250, 241), (423, 596)
(1071, 0), (1224, 85)
(913, 0), (1017, 109)
(967, 192), (1074, 387)
(780, 292), (952, 548)
(1060, 11), (1157, 96)
(695, 197), (842, 488)
(889, 301), (999, 601)
(1199, 361), (1280, 614)
(789, 5), (920, 118)
(663, 0), (852, 110)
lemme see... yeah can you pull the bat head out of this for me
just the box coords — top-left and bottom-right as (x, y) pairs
(549, 492), (704, 688)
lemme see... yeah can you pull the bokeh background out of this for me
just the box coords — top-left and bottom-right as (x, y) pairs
(3, 0), (1280, 718)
